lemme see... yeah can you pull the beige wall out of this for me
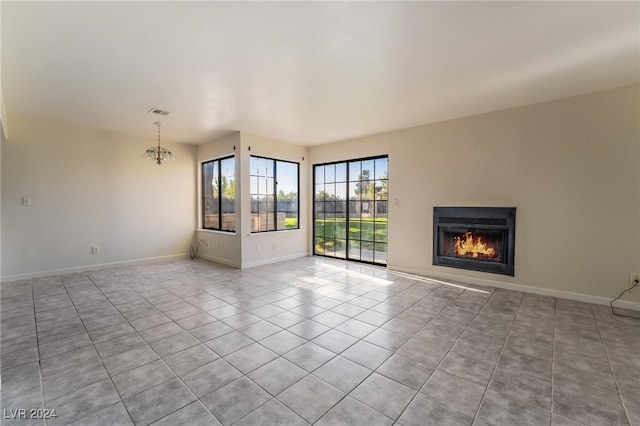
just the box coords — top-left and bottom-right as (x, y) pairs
(310, 85), (640, 302)
(1, 115), (197, 279)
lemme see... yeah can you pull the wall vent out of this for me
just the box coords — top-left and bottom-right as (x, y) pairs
(147, 108), (170, 116)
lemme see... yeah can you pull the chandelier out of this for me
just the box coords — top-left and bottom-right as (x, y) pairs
(144, 122), (175, 165)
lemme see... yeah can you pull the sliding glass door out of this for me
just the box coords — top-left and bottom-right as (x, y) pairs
(314, 156), (388, 265)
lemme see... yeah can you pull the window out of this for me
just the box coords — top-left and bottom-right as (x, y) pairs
(250, 156), (299, 232)
(314, 156), (388, 264)
(202, 156), (235, 232)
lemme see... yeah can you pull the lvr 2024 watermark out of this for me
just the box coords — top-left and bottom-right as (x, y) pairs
(3, 409), (57, 419)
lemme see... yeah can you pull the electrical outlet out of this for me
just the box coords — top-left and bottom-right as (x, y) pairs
(632, 273), (640, 286)
(256, 244), (260, 251)
(91, 246), (100, 255)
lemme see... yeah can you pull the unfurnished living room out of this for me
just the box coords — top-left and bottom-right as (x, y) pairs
(1, 2), (639, 426)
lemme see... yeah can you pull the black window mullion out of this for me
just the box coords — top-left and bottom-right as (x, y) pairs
(372, 160), (376, 222)
(273, 161), (278, 231)
(201, 167), (206, 230)
(345, 161), (350, 260)
(217, 162), (223, 230)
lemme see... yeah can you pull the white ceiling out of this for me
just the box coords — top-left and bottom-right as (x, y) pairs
(2, 1), (638, 146)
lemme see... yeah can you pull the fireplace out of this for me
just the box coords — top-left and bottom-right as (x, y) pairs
(433, 207), (516, 276)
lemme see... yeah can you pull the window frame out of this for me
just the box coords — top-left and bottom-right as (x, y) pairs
(201, 155), (236, 233)
(250, 155), (300, 233)
(312, 154), (388, 265)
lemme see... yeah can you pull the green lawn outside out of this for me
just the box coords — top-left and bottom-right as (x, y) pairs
(285, 217), (299, 229)
(315, 217), (387, 241)
(314, 217), (387, 252)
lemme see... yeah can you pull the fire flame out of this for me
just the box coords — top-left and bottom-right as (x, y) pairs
(454, 232), (496, 258)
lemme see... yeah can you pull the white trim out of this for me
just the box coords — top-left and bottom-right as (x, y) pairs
(196, 253), (241, 269)
(0, 254), (189, 282)
(248, 228), (305, 236)
(387, 264), (640, 312)
(240, 252), (308, 269)
(196, 229), (238, 236)
(611, 298), (640, 312)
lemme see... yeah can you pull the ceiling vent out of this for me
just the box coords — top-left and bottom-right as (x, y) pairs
(147, 108), (170, 116)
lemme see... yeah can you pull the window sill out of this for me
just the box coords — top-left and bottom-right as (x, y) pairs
(250, 228), (302, 234)
(196, 229), (237, 236)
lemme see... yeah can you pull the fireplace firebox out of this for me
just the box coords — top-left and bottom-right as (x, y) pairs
(433, 207), (516, 276)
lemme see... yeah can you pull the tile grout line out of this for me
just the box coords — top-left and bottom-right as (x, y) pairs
(222, 269), (427, 425)
(40, 270), (204, 425)
(119, 267), (365, 425)
(31, 279), (48, 426)
(406, 285), (501, 426)
(336, 279), (455, 423)
(172, 264), (356, 425)
(116, 265), (265, 423)
(219, 277), (381, 425)
(252, 268), (552, 424)
(100, 272), (225, 425)
(591, 305), (633, 426)
(61, 272), (137, 426)
(432, 288), (508, 424)
(550, 296), (557, 422)
(264, 272), (402, 425)
(318, 274), (518, 424)
(470, 294), (554, 426)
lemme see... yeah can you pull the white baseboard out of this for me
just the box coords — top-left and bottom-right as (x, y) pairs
(196, 253), (241, 269)
(240, 252), (308, 269)
(0, 254), (189, 282)
(387, 264), (640, 312)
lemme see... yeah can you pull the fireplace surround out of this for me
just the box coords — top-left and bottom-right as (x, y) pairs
(433, 207), (516, 276)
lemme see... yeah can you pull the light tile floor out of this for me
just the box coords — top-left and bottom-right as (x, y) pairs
(1, 257), (639, 425)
